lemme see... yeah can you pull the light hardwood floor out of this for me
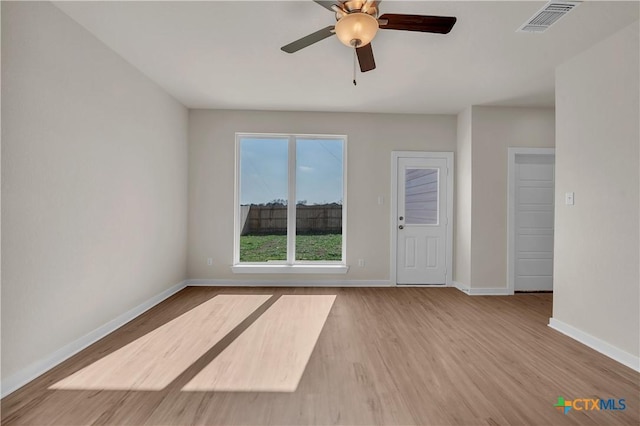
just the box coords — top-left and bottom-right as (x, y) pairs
(2, 287), (638, 425)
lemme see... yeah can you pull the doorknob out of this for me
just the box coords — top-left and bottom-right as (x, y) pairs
(399, 216), (404, 221)
(399, 225), (404, 230)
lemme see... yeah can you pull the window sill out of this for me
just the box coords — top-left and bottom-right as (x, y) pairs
(231, 264), (350, 274)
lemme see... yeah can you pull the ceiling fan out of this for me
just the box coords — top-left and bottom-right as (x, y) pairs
(281, 0), (457, 74)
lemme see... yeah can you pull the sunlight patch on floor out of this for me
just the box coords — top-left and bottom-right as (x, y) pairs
(182, 294), (336, 392)
(50, 294), (271, 391)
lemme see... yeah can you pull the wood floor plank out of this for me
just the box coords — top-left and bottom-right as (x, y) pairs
(50, 294), (271, 391)
(183, 294), (336, 392)
(2, 287), (638, 426)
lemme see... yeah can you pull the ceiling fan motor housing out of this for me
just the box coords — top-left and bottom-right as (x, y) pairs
(336, 0), (379, 18)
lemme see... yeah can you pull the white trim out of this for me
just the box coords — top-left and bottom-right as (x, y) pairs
(549, 318), (640, 372)
(341, 138), (348, 263)
(233, 134), (242, 265)
(287, 135), (296, 264)
(507, 147), (555, 295)
(234, 133), (348, 266)
(390, 151), (454, 286)
(0, 280), (188, 398)
(231, 264), (349, 274)
(452, 281), (470, 294)
(453, 282), (509, 296)
(397, 284), (447, 288)
(467, 287), (511, 296)
(186, 279), (391, 287)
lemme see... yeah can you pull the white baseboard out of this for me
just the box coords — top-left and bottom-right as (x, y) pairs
(467, 287), (511, 296)
(395, 284), (448, 288)
(549, 317), (640, 372)
(452, 282), (510, 296)
(186, 279), (392, 287)
(452, 281), (470, 294)
(1, 280), (188, 398)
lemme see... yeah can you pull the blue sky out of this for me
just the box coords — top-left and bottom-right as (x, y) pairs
(240, 137), (343, 205)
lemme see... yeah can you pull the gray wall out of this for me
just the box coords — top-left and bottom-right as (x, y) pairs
(554, 21), (639, 358)
(455, 107), (472, 286)
(188, 109), (457, 281)
(454, 106), (555, 290)
(1, 2), (189, 382)
(470, 106), (555, 289)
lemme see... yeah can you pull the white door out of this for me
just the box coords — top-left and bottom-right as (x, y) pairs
(514, 154), (555, 291)
(396, 157), (448, 285)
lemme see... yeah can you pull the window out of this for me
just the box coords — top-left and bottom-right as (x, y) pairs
(404, 168), (439, 225)
(234, 133), (347, 273)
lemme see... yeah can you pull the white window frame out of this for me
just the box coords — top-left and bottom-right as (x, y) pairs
(232, 133), (348, 274)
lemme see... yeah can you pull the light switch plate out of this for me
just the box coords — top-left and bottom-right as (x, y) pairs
(565, 192), (575, 205)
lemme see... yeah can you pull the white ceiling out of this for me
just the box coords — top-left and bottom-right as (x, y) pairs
(54, 1), (639, 114)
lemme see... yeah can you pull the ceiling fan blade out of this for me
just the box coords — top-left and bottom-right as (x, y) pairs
(356, 43), (376, 72)
(379, 14), (457, 34)
(281, 26), (335, 53)
(313, 1), (341, 12)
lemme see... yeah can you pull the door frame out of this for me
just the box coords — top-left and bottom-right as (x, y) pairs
(507, 147), (555, 294)
(391, 151), (454, 286)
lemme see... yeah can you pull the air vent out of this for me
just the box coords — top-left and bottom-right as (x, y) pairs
(517, 1), (580, 33)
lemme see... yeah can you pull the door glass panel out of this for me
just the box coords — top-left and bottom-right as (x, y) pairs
(405, 168), (438, 225)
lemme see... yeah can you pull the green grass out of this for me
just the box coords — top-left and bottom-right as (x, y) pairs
(239, 234), (287, 262)
(240, 234), (342, 262)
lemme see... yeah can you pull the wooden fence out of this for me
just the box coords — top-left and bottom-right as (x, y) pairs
(241, 204), (342, 235)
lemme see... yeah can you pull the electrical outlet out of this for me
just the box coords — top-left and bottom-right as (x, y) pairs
(207, 258), (213, 266)
(358, 259), (365, 267)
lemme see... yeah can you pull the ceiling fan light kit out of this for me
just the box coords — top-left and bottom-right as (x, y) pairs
(281, 1), (457, 76)
(335, 12), (378, 47)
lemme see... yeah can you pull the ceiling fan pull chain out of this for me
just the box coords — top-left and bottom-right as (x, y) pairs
(353, 48), (357, 86)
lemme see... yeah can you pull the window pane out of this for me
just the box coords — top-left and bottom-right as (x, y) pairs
(405, 168), (438, 225)
(295, 139), (343, 261)
(239, 137), (288, 262)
